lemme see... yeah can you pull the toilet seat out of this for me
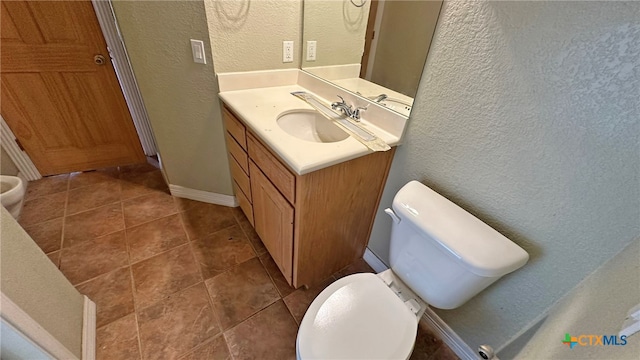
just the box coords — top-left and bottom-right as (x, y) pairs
(297, 273), (418, 360)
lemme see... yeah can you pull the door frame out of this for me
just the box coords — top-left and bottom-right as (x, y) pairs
(0, 0), (158, 180)
(0, 292), (97, 360)
(364, 0), (386, 81)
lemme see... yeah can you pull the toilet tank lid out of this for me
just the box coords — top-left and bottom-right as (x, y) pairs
(393, 181), (529, 278)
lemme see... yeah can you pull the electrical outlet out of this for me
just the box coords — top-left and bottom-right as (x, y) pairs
(306, 41), (317, 61)
(283, 41), (294, 63)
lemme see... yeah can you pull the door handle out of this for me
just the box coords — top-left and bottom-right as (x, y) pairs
(94, 54), (106, 65)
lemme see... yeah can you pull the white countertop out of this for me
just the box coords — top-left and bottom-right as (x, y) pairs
(216, 69), (407, 176)
(219, 85), (400, 175)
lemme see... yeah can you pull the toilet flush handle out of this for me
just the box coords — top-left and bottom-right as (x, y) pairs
(384, 208), (401, 224)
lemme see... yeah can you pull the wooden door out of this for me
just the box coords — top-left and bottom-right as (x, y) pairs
(249, 161), (294, 284)
(1, 0), (145, 176)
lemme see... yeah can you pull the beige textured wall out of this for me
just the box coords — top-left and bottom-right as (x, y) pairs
(370, 0), (441, 97)
(205, 0), (302, 72)
(500, 238), (640, 359)
(301, 0), (370, 68)
(0, 207), (85, 358)
(112, 0), (233, 196)
(368, 0), (640, 351)
(1, 147), (19, 176)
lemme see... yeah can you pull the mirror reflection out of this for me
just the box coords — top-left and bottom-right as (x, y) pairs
(302, 0), (442, 117)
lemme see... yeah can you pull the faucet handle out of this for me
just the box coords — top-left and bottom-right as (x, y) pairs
(352, 105), (368, 120)
(331, 95), (352, 111)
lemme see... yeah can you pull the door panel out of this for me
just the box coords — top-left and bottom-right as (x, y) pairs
(250, 161), (294, 284)
(0, 0), (145, 175)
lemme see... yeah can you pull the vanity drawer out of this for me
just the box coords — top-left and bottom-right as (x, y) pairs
(226, 133), (248, 173)
(247, 133), (295, 204)
(223, 107), (247, 150)
(234, 182), (254, 226)
(230, 156), (251, 202)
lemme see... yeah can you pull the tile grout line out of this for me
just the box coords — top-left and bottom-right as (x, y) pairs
(121, 191), (178, 229)
(73, 263), (130, 289)
(176, 333), (230, 360)
(232, 210), (266, 258)
(58, 175), (71, 268)
(180, 205), (228, 342)
(127, 239), (189, 267)
(229, 210), (303, 323)
(138, 281), (219, 360)
(123, 198), (227, 358)
(235, 214), (302, 322)
(257, 254), (287, 299)
(221, 296), (281, 335)
(178, 205), (212, 307)
(122, 196), (145, 360)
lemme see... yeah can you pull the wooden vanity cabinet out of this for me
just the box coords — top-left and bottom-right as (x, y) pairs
(222, 105), (395, 289)
(250, 161), (294, 281)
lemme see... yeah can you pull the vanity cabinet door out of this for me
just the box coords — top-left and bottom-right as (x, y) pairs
(249, 161), (294, 284)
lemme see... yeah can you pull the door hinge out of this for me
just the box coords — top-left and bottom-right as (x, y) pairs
(15, 138), (25, 151)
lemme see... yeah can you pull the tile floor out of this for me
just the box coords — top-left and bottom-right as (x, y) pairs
(19, 162), (458, 360)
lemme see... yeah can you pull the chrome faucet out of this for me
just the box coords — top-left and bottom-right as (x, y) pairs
(331, 96), (367, 121)
(331, 95), (352, 115)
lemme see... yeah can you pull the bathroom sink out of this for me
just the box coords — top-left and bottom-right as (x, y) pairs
(277, 109), (349, 143)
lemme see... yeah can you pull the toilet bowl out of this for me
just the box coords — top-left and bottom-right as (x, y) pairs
(296, 181), (529, 359)
(296, 271), (424, 360)
(1, 175), (26, 219)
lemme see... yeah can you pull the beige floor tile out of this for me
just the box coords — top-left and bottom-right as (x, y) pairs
(190, 225), (255, 279)
(138, 284), (220, 360)
(60, 231), (129, 285)
(205, 258), (279, 330)
(96, 314), (141, 360)
(126, 214), (188, 264)
(76, 267), (135, 328)
(131, 244), (201, 309)
(224, 301), (297, 360)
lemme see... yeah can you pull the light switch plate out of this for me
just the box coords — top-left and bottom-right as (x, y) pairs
(283, 41), (294, 63)
(190, 39), (206, 64)
(306, 40), (317, 61)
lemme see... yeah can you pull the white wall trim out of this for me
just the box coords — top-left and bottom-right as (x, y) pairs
(169, 184), (238, 207)
(82, 296), (96, 360)
(362, 248), (480, 360)
(0, 292), (78, 360)
(0, 115), (41, 181)
(363, 248), (388, 273)
(91, 0), (158, 156)
(421, 307), (480, 360)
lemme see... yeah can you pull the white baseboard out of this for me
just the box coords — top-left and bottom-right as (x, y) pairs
(0, 292), (78, 359)
(169, 184), (238, 207)
(421, 307), (480, 360)
(1, 116), (42, 181)
(362, 248), (479, 360)
(82, 296), (96, 360)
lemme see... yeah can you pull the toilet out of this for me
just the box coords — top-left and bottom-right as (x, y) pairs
(1, 175), (26, 219)
(296, 181), (529, 359)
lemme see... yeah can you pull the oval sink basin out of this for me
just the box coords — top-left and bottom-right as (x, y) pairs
(277, 110), (349, 143)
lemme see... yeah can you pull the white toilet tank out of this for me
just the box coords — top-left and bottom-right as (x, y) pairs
(386, 181), (529, 309)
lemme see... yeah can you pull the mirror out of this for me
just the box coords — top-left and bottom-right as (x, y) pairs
(301, 0), (442, 117)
